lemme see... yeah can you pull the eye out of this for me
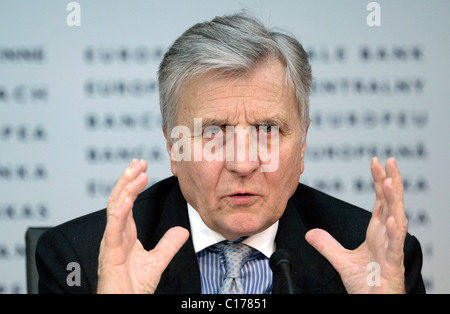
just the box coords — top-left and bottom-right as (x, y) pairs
(259, 125), (279, 134)
(203, 125), (223, 138)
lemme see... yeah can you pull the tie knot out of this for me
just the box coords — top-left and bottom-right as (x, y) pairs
(222, 242), (254, 279)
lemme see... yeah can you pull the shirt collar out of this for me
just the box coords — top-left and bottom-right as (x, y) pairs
(187, 202), (278, 258)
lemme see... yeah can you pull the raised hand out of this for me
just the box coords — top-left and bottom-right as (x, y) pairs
(97, 159), (189, 294)
(305, 157), (407, 293)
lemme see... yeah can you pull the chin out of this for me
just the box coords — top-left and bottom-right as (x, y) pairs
(219, 212), (270, 240)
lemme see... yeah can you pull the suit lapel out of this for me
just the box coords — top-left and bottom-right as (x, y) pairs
(149, 181), (202, 294)
(274, 200), (344, 294)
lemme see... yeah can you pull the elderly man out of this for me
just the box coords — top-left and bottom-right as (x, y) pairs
(36, 12), (425, 294)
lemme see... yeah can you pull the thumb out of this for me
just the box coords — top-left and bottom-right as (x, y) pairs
(151, 226), (190, 272)
(305, 228), (347, 272)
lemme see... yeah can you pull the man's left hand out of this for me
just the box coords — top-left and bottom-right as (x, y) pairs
(305, 157), (407, 294)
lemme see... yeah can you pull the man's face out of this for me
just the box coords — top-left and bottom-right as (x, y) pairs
(165, 59), (308, 240)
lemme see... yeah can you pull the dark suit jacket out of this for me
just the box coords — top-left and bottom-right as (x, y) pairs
(36, 176), (425, 294)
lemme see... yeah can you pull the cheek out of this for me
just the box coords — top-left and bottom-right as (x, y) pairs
(281, 143), (303, 175)
(268, 144), (303, 196)
(176, 160), (224, 206)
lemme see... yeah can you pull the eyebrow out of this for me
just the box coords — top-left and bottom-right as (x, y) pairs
(256, 117), (290, 130)
(199, 118), (228, 129)
(198, 116), (291, 132)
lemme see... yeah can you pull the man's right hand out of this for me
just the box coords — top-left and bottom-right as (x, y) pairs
(97, 159), (189, 294)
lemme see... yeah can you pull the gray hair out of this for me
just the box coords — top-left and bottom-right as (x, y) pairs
(158, 12), (312, 142)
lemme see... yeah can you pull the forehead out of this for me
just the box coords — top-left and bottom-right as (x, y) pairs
(177, 60), (298, 125)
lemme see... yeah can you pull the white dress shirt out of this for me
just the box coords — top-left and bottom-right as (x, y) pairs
(187, 202), (278, 257)
(187, 202), (278, 294)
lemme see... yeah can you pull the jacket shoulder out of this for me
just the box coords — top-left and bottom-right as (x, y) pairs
(44, 176), (180, 242)
(289, 183), (426, 293)
(36, 176), (180, 293)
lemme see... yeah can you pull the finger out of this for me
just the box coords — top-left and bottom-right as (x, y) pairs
(108, 159), (138, 203)
(103, 172), (148, 249)
(370, 157), (387, 219)
(108, 171), (148, 224)
(109, 159), (148, 205)
(383, 177), (407, 234)
(385, 216), (405, 266)
(107, 159), (148, 220)
(385, 158), (404, 204)
(150, 227), (190, 273)
(305, 228), (348, 273)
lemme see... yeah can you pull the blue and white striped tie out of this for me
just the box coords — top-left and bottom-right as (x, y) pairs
(219, 242), (254, 294)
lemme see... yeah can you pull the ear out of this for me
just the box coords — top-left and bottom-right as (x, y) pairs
(300, 124), (309, 175)
(163, 128), (178, 177)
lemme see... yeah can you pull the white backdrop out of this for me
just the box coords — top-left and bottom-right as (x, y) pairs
(1, 0), (449, 293)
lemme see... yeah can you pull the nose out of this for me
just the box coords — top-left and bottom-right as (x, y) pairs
(224, 129), (261, 176)
(226, 158), (260, 177)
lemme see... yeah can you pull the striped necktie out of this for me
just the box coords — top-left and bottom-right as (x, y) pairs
(219, 242), (255, 294)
